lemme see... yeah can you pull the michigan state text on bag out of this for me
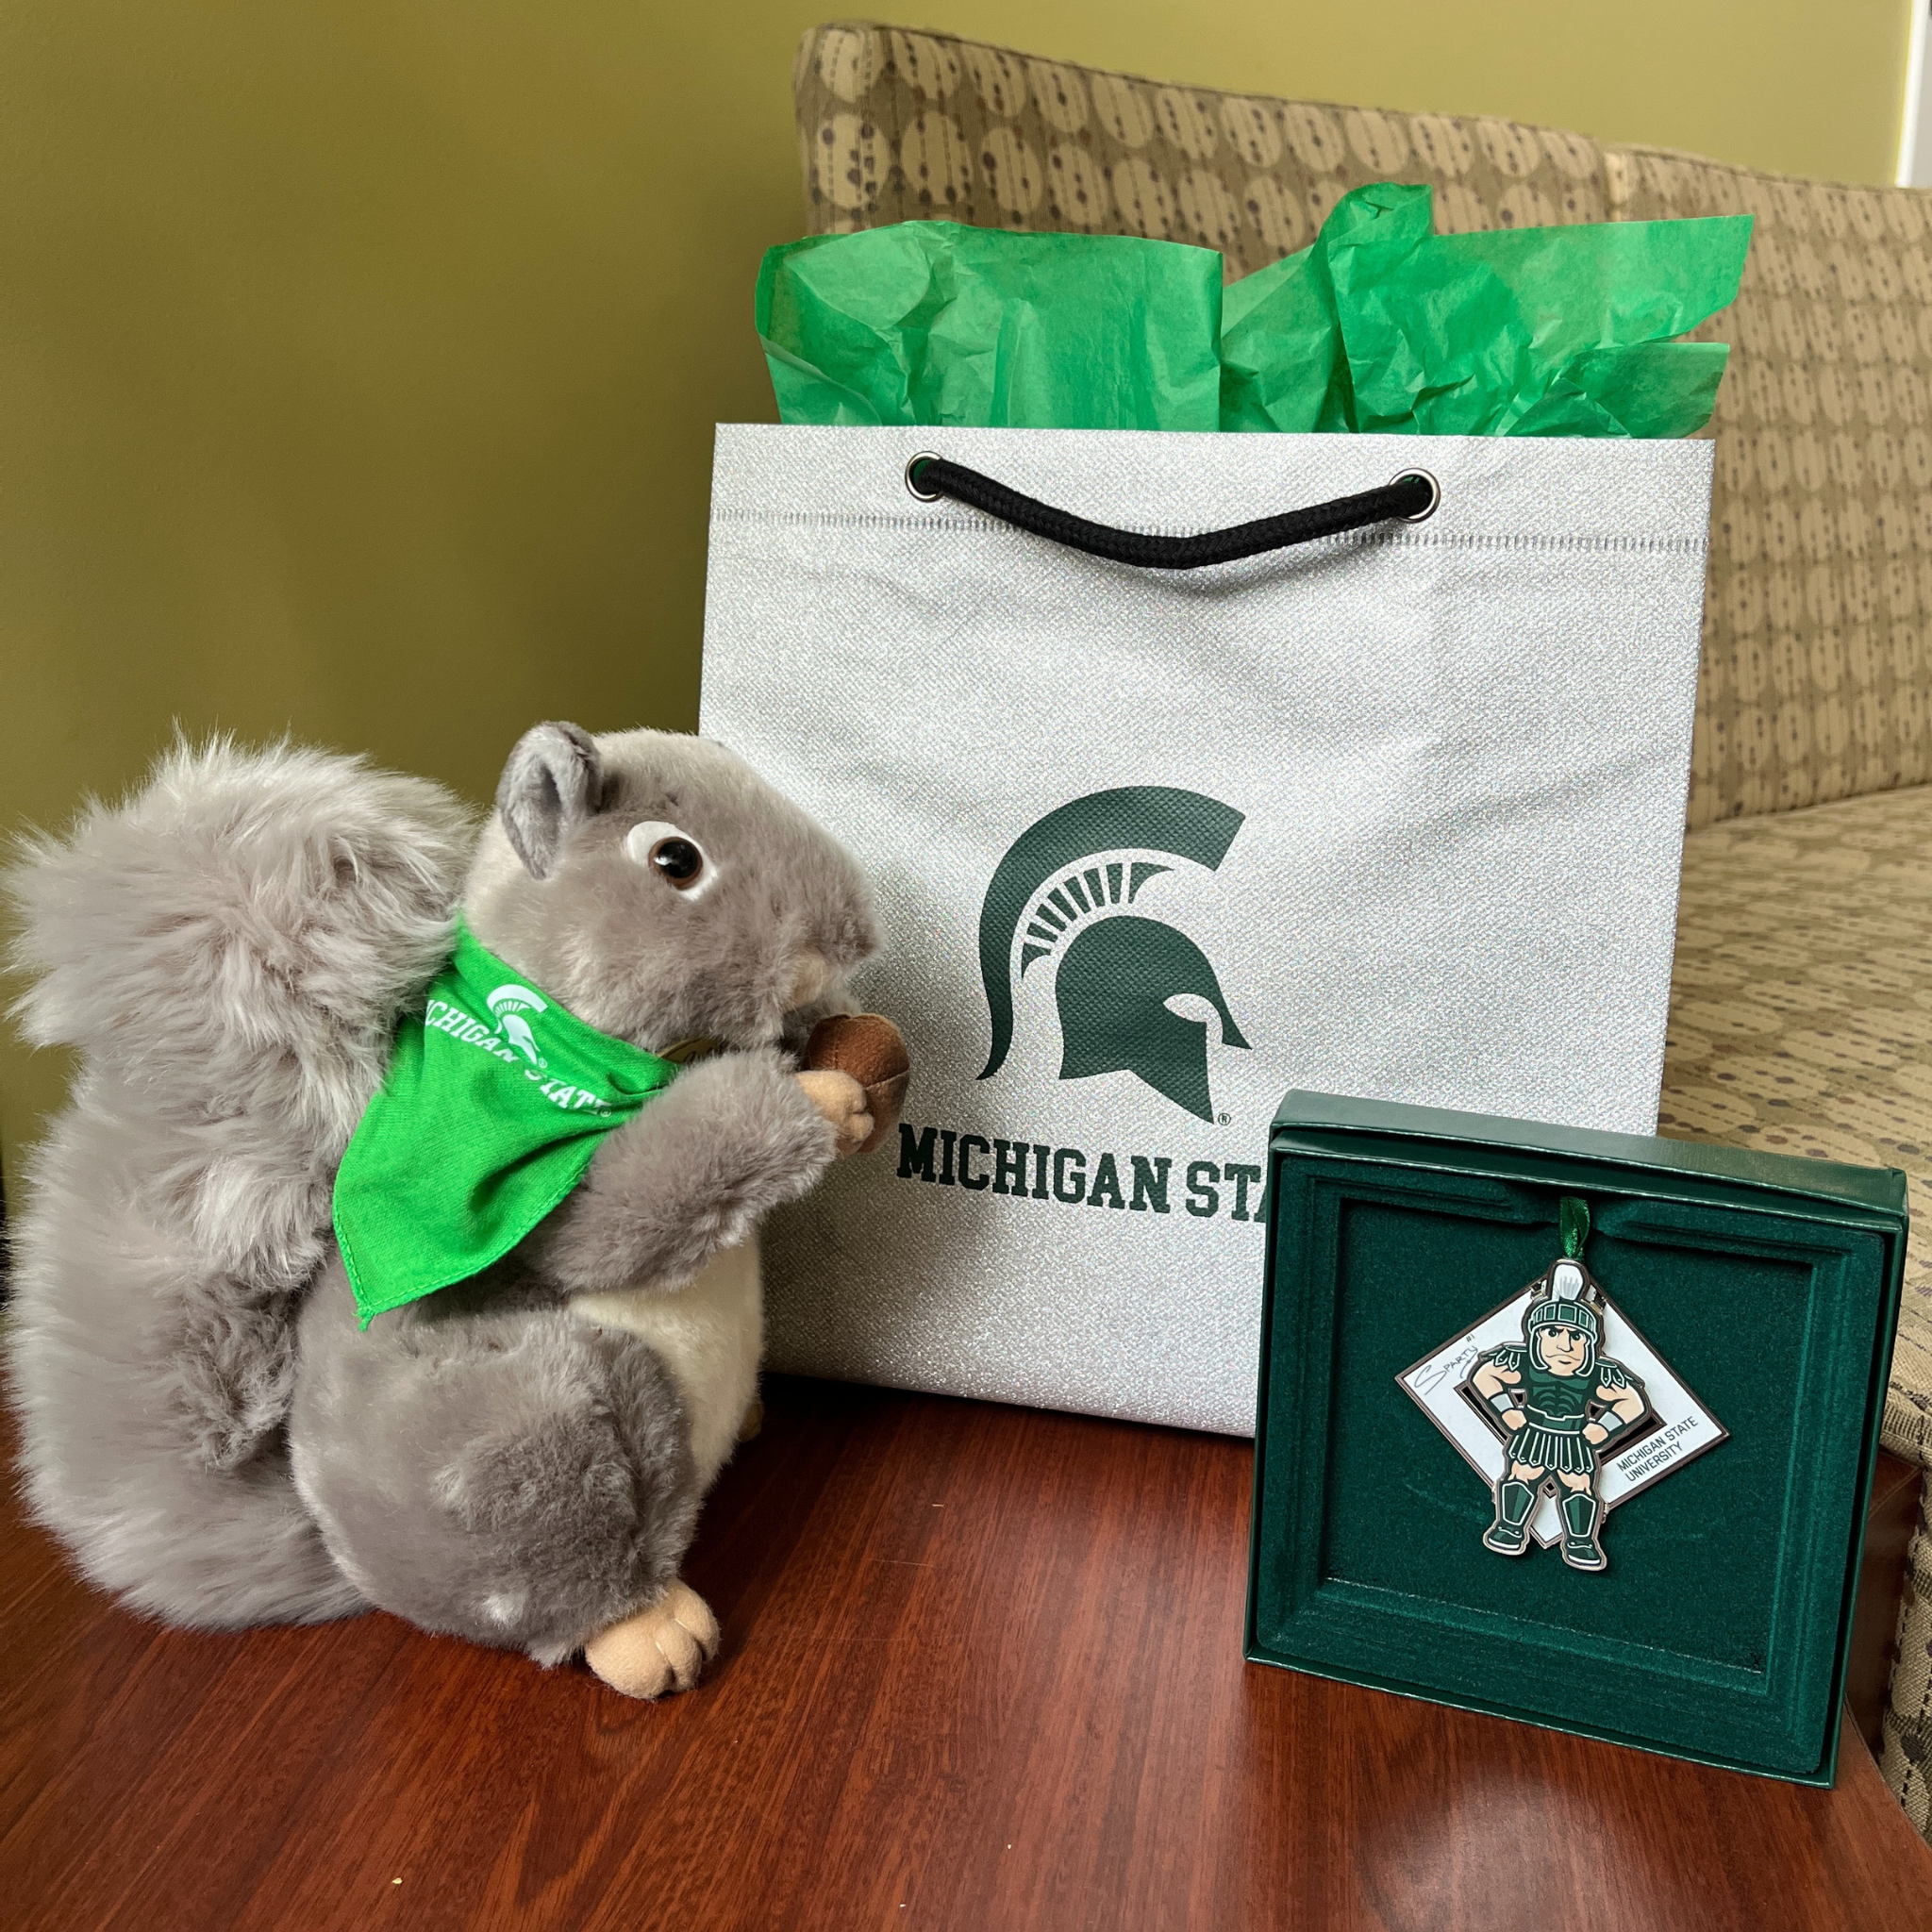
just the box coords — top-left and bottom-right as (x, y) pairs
(701, 425), (1711, 1433)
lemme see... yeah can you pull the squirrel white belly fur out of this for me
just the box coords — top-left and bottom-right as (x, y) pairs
(4, 724), (904, 1702)
(572, 1240), (764, 1491)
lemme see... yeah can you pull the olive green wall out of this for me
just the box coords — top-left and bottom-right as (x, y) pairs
(0, 1), (1914, 1196)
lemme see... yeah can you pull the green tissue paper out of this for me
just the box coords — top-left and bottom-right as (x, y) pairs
(1222, 183), (1747, 437)
(758, 184), (1751, 440)
(756, 220), (1224, 432)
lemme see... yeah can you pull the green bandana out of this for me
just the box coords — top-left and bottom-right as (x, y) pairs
(332, 919), (679, 1326)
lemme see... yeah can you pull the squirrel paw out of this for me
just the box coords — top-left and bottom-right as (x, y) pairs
(583, 1580), (721, 1700)
(795, 1069), (874, 1158)
(801, 1014), (910, 1156)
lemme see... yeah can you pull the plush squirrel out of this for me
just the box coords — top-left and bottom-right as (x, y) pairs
(5, 724), (908, 1697)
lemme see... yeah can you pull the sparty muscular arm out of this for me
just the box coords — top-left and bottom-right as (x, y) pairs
(1584, 1369), (1647, 1445)
(1471, 1352), (1527, 1431)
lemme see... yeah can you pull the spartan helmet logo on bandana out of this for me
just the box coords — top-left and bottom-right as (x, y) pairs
(486, 983), (550, 1069)
(975, 786), (1250, 1122)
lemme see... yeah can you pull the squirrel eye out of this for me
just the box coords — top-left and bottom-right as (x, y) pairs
(649, 837), (704, 888)
(624, 820), (714, 896)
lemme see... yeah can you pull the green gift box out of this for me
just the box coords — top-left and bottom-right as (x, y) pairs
(1246, 1091), (1907, 1784)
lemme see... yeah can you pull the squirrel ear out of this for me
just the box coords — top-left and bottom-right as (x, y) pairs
(495, 722), (601, 879)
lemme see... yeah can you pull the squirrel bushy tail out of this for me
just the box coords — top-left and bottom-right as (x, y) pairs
(4, 738), (475, 1625)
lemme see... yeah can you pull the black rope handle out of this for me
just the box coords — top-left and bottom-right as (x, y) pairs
(904, 453), (1440, 571)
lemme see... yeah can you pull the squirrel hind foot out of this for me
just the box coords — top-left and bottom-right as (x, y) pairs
(583, 1579), (721, 1699)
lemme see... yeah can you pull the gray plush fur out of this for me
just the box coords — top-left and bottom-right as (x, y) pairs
(492, 720), (599, 881)
(6, 738), (475, 1623)
(6, 724), (877, 1666)
(530, 1048), (834, 1294)
(465, 724), (876, 1053)
(291, 1258), (697, 1664)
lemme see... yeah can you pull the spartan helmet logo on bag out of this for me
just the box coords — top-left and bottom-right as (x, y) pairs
(975, 786), (1251, 1122)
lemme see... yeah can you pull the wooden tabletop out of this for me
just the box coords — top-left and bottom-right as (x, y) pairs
(5, 1379), (1928, 1932)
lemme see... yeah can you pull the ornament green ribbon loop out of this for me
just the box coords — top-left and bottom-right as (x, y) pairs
(333, 920), (681, 1327)
(1559, 1195), (1591, 1260)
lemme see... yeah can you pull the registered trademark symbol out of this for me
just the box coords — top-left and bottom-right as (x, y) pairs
(1217, 1112), (1231, 1125)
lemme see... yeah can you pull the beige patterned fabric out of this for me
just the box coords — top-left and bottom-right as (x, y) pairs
(794, 21), (1608, 279)
(1665, 785), (1932, 1818)
(1663, 785), (1932, 1466)
(1882, 1496), (1932, 1836)
(1606, 150), (1932, 829)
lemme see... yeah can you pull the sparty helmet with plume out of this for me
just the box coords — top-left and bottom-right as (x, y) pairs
(1526, 1258), (1604, 1376)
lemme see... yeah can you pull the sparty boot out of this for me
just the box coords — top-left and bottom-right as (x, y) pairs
(1559, 1489), (1607, 1571)
(1483, 1477), (1535, 1555)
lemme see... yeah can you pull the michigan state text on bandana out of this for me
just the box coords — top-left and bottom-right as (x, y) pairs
(333, 920), (679, 1325)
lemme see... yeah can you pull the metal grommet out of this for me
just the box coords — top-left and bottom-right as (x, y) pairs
(1391, 467), (1441, 523)
(905, 452), (944, 502)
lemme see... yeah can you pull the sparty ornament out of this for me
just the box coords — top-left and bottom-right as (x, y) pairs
(1396, 1197), (1728, 1574)
(1469, 1200), (1643, 1571)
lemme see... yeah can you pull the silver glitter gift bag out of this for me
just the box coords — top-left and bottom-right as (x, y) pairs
(700, 424), (1712, 1434)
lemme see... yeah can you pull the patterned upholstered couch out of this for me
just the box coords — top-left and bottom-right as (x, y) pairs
(791, 21), (1932, 1827)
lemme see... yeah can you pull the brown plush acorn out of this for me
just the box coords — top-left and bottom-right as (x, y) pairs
(802, 1013), (910, 1157)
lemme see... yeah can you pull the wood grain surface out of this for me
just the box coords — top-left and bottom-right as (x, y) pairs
(4, 1379), (1927, 1932)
